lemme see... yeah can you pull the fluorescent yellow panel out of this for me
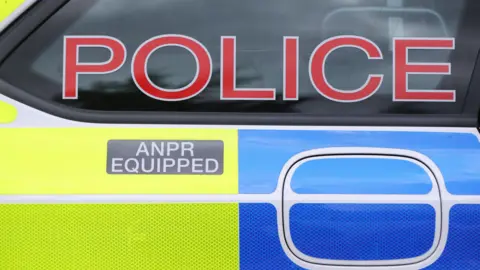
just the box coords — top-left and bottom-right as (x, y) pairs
(0, 0), (24, 22)
(0, 101), (17, 123)
(0, 203), (239, 270)
(0, 128), (238, 194)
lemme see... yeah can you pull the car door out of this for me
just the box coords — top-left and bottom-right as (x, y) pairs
(1, 0), (480, 269)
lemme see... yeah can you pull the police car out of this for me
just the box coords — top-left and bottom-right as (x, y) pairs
(0, 0), (479, 269)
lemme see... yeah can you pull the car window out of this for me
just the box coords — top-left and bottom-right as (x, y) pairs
(0, 0), (476, 116)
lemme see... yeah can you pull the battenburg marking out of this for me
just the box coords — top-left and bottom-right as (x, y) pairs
(106, 140), (224, 175)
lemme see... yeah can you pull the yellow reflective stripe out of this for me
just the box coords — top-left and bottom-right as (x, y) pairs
(0, 101), (17, 123)
(0, 203), (239, 269)
(0, 0), (24, 22)
(0, 128), (238, 194)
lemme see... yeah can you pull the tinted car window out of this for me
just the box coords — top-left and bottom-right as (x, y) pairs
(0, 0), (477, 115)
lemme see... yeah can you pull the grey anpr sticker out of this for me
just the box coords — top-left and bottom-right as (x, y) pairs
(107, 140), (224, 175)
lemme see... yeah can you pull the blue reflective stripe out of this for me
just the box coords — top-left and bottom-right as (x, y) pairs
(239, 203), (480, 269)
(289, 204), (436, 261)
(238, 129), (480, 269)
(239, 203), (303, 270)
(291, 157), (433, 194)
(425, 205), (480, 269)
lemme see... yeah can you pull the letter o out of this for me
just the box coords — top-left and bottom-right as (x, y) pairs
(132, 34), (212, 101)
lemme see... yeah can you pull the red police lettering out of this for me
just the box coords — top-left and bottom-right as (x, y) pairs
(63, 34), (457, 103)
(309, 35), (384, 103)
(393, 38), (456, 102)
(284, 36), (299, 100)
(221, 36), (276, 100)
(132, 34), (212, 101)
(63, 36), (126, 99)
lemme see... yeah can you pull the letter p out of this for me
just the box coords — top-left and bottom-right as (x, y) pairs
(63, 36), (126, 99)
